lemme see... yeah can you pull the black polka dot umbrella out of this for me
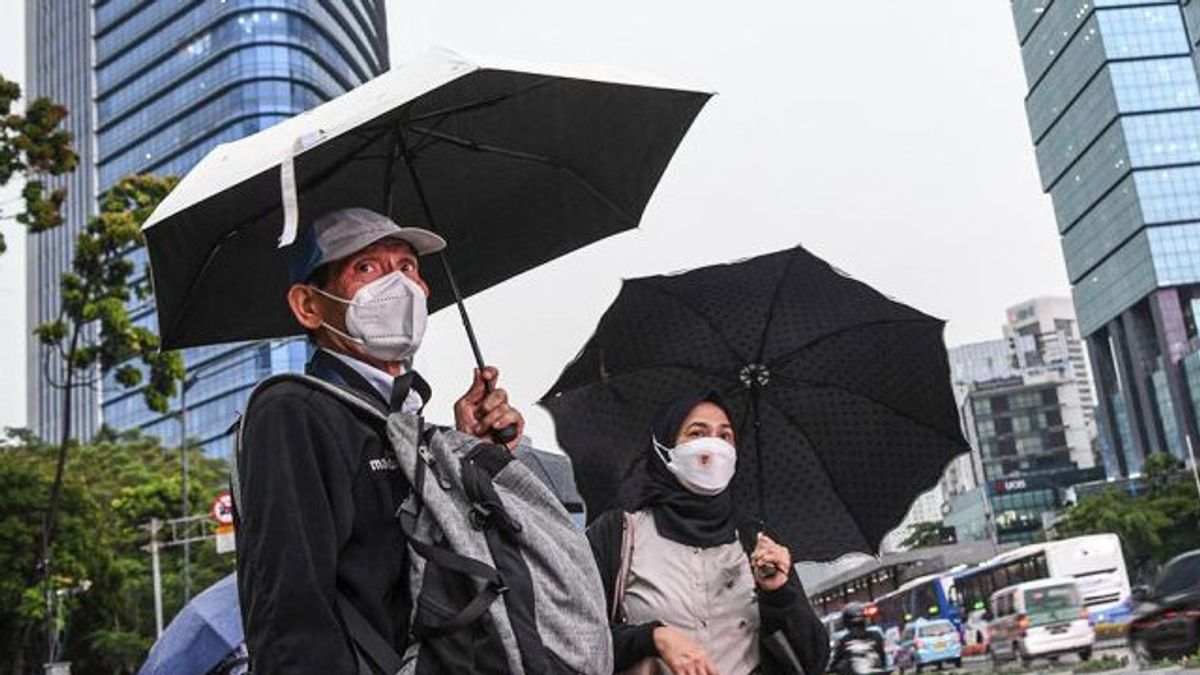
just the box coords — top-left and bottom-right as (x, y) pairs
(540, 246), (969, 561)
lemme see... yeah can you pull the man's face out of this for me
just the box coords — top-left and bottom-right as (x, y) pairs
(322, 238), (430, 302)
(287, 237), (431, 370)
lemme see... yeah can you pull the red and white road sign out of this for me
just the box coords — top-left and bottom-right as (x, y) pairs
(211, 492), (235, 525)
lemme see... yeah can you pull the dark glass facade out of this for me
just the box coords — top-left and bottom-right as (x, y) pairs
(1013, 0), (1200, 477)
(970, 379), (1078, 483)
(28, 1), (388, 454)
(26, 1), (100, 444)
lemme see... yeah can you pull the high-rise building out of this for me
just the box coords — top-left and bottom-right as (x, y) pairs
(26, 1), (388, 456)
(943, 297), (1103, 544)
(1004, 297), (1096, 428)
(25, 3), (100, 445)
(1012, 0), (1200, 478)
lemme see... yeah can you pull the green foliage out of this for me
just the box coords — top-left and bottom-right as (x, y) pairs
(900, 520), (944, 550)
(34, 175), (186, 665)
(0, 428), (236, 673)
(1056, 453), (1200, 574)
(0, 73), (78, 253)
(41, 174), (185, 416)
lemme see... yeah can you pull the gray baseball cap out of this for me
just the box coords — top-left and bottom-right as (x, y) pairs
(290, 207), (447, 282)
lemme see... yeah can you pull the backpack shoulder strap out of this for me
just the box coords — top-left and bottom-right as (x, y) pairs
(230, 373), (387, 511)
(612, 511), (636, 622)
(337, 592), (404, 675)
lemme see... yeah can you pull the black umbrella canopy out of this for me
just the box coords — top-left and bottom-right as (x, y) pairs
(145, 62), (710, 349)
(540, 246), (968, 561)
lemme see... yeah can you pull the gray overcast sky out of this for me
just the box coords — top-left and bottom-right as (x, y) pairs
(0, 2), (1069, 446)
(384, 1), (1069, 444)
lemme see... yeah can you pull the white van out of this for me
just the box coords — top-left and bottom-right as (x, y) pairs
(988, 578), (1095, 666)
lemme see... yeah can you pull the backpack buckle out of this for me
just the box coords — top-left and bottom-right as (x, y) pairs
(469, 503), (493, 530)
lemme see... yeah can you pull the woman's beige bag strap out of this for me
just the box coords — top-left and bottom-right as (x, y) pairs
(612, 511), (636, 622)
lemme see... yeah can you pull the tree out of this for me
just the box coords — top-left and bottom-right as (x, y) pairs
(0, 74), (78, 254)
(32, 173), (186, 664)
(900, 520), (945, 550)
(1057, 453), (1200, 580)
(0, 428), (235, 673)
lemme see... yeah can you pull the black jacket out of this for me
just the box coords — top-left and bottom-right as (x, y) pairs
(830, 627), (886, 675)
(236, 350), (429, 674)
(586, 509), (830, 675)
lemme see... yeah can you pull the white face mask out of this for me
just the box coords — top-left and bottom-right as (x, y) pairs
(312, 271), (428, 362)
(654, 435), (737, 496)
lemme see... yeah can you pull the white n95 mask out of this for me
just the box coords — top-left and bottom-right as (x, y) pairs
(313, 271), (427, 362)
(654, 436), (738, 496)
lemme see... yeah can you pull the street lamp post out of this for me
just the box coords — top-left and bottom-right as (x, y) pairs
(175, 347), (266, 602)
(147, 518), (164, 637)
(1185, 435), (1200, 506)
(178, 374), (197, 603)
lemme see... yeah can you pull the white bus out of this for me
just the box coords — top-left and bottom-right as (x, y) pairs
(952, 535), (1130, 619)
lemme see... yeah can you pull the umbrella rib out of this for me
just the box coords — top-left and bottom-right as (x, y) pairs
(162, 125), (394, 344)
(405, 77), (559, 123)
(634, 281), (752, 364)
(353, 77), (558, 160)
(541, 361), (733, 402)
(769, 317), (941, 368)
(405, 125), (637, 226)
(768, 372), (968, 448)
(752, 246), (804, 363)
(757, 388), (875, 554)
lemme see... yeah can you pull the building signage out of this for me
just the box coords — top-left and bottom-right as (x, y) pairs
(994, 478), (1027, 493)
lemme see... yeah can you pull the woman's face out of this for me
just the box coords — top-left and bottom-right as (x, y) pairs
(674, 401), (736, 449)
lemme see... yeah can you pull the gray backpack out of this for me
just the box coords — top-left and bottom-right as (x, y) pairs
(233, 374), (611, 675)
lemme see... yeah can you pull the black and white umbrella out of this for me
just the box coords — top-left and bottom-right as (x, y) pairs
(141, 48), (710, 365)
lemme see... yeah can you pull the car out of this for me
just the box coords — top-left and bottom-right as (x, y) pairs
(1127, 549), (1200, 663)
(987, 578), (1094, 667)
(894, 619), (962, 673)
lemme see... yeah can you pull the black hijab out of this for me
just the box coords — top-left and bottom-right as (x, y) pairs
(620, 391), (738, 548)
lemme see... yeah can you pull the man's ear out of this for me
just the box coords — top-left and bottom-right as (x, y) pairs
(287, 284), (324, 330)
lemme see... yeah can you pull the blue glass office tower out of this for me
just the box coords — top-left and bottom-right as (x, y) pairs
(1013, 0), (1200, 477)
(27, 1), (388, 456)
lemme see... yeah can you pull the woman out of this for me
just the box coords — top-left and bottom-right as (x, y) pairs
(587, 391), (830, 675)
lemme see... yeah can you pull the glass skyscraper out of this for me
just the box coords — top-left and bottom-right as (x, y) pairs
(1013, 0), (1200, 477)
(26, 1), (100, 445)
(27, 1), (388, 456)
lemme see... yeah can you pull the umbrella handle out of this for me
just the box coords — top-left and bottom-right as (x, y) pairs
(481, 377), (520, 445)
(756, 562), (779, 579)
(492, 424), (519, 445)
(752, 527), (779, 579)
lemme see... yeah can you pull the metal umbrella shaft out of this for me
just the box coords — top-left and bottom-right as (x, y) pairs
(390, 126), (517, 443)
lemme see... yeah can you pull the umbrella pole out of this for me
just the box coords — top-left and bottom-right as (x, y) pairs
(751, 384), (766, 521)
(748, 384), (781, 579)
(391, 126), (518, 444)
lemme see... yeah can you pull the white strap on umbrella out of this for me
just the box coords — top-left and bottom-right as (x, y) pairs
(278, 130), (326, 248)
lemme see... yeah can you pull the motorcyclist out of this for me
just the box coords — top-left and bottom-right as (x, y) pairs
(829, 603), (887, 675)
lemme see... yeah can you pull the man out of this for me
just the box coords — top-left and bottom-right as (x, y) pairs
(235, 207), (526, 673)
(829, 603), (887, 675)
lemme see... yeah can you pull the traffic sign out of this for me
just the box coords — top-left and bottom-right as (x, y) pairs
(211, 492), (234, 525)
